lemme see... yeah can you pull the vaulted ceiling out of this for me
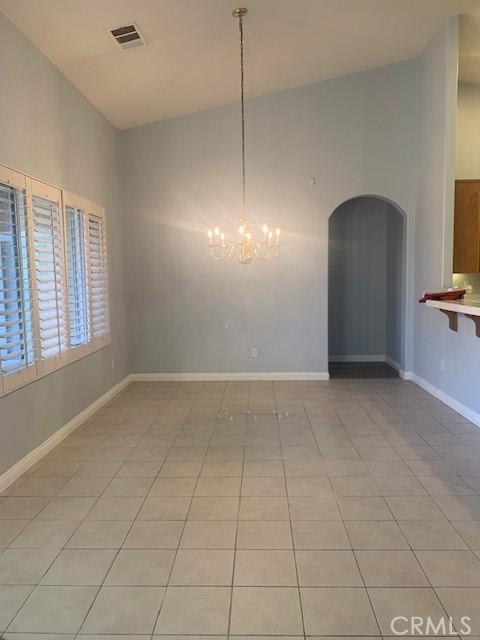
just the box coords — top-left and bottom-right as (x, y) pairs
(1, 0), (479, 130)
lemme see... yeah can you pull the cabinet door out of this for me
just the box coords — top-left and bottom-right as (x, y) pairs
(454, 180), (480, 273)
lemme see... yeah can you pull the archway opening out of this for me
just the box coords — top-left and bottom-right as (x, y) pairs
(328, 196), (405, 378)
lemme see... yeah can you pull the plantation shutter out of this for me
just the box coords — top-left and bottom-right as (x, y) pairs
(31, 180), (68, 373)
(0, 175), (111, 398)
(65, 204), (90, 349)
(87, 210), (109, 344)
(0, 167), (37, 393)
(64, 193), (109, 357)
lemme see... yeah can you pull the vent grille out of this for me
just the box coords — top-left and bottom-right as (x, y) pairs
(110, 23), (146, 49)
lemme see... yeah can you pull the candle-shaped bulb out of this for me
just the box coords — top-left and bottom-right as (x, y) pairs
(214, 227), (220, 236)
(246, 232), (252, 241)
(275, 228), (280, 236)
(239, 225), (245, 235)
(262, 224), (268, 235)
(207, 229), (213, 238)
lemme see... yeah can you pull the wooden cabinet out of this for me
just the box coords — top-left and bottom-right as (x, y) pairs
(454, 179), (480, 273)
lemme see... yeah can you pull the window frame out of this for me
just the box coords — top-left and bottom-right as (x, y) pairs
(63, 191), (110, 361)
(65, 203), (90, 352)
(0, 164), (111, 398)
(31, 179), (70, 376)
(0, 165), (38, 395)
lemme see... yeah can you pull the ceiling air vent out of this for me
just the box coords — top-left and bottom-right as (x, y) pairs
(110, 23), (146, 50)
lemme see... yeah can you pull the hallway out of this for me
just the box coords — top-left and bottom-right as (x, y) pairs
(328, 197), (405, 373)
(1, 379), (480, 635)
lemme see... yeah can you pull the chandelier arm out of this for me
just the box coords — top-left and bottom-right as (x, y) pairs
(209, 241), (235, 260)
(253, 241), (270, 260)
(254, 240), (282, 260)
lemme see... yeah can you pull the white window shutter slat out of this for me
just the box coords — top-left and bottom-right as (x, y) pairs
(32, 192), (69, 370)
(65, 205), (90, 348)
(0, 179), (37, 390)
(87, 212), (109, 342)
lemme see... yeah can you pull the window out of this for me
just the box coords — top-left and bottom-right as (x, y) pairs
(32, 182), (69, 373)
(65, 205), (89, 347)
(64, 192), (110, 358)
(0, 165), (110, 396)
(0, 168), (36, 394)
(87, 212), (109, 340)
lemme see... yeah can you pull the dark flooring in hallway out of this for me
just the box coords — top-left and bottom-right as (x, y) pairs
(329, 361), (399, 379)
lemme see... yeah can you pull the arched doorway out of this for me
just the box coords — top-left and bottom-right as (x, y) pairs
(328, 196), (405, 378)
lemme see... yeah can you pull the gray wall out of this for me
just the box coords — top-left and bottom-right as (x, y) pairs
(0, 15), (128, 475)
(328, 197), (403, 363)
(121, 60), (418, 375)
(456, 82), (480, 179)
(412, 18), (480, 414)
(386, 208), (404, 366)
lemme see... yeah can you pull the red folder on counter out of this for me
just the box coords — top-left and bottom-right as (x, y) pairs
(419, 289), (466, 303)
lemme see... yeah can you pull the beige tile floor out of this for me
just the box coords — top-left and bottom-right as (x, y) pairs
(1, 378), (480, 638)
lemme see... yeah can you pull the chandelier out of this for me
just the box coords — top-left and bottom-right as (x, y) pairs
(207, 7), (281, 265)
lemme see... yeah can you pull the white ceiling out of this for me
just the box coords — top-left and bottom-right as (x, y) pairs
(1, 0), (479, 130)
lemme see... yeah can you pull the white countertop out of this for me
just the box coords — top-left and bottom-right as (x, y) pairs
(425, 296), (480, 317)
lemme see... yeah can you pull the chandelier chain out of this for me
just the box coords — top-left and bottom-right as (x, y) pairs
(239, 12), (246, 214)
(206, 8), (282, 265)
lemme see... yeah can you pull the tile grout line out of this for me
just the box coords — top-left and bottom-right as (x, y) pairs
(68, 380), (190, 640)
(284, 380), (307, 640)
(226, 380), (246, 640)
(151, 380), (226, 638)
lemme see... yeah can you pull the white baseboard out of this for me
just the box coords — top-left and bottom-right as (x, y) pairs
(0, 376), (130, 494)
(329, 355), (386, 363)
(385, 356), (404, 375)
(129, 372), (330, 382)
(408, 372), (480, 428)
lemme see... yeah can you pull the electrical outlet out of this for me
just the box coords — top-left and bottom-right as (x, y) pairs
(440, 357), (446, 373)
(251, 347), (258, 358)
